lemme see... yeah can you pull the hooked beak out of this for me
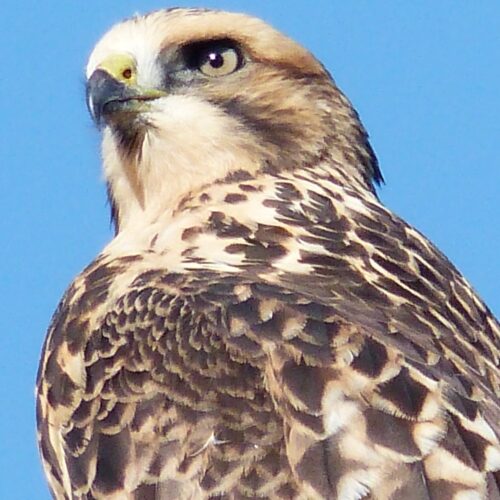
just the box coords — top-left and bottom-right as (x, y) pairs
(86, 69), (166, 127)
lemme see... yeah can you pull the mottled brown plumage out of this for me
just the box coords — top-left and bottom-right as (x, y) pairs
(37, 8), (499, 499)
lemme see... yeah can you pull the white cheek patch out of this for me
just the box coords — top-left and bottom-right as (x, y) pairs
(140, 95), (255, 194)
(145, 95), (237, 165)
(102, 93), (264, 232)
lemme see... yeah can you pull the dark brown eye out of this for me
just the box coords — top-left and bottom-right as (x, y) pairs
(199, 47), (240, 76)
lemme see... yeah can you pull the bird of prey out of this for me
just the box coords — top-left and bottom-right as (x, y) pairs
(36, 8), (499, 500)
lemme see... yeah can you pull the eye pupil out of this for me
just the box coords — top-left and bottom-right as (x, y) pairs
(208, 52), (224, 68)
(185, 42), (242, 77)
(122, 68), (133, 79)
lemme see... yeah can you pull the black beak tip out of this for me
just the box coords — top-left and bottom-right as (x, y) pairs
(86, 69), (127, 127)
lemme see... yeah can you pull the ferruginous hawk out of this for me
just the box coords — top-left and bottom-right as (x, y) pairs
(36, 8), (499, 499)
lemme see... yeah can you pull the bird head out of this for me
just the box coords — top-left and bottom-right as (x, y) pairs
(86, 9), (381, 233)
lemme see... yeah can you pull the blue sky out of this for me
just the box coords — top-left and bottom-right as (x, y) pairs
(2, 1), (498, 497)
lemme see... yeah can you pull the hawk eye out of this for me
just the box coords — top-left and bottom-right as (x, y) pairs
(185, 41), (243, 77)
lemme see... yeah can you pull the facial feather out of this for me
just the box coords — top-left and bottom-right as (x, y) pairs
(86, 8), (379, 233)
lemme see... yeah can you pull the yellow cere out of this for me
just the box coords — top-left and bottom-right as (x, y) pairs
(97, 53), (137, 85)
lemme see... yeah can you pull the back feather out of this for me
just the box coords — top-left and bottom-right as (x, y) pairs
(37, 171), (499, 499)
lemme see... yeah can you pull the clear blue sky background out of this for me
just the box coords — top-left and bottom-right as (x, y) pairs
(1, 1), (498, 497)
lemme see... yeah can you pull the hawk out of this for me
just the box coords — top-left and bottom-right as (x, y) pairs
(36, 8), (499, 499)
